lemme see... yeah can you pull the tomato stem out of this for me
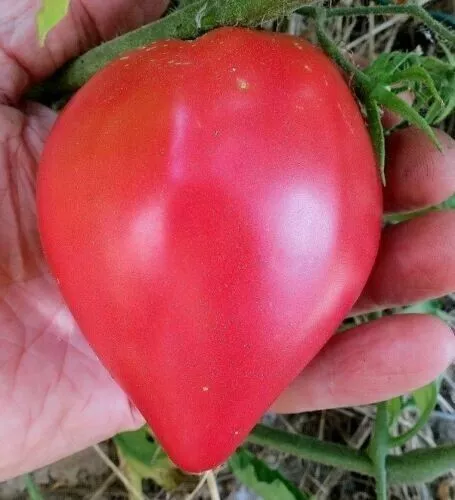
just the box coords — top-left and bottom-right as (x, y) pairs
(248, 424), (375, 476)
(367, 402), (389, 500)
(248, 423), (455, 485)
(363, 96), (386, 184)
(314, 9), (365, 83)
(313, 10), (373, 95)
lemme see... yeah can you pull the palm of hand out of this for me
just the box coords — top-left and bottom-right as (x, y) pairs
(1, 0), (455, 481)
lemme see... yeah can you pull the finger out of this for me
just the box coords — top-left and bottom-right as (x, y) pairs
(355, 211), (455, 312)
(272, 314), (454, 413)
(0, 0), (169, 103)
(384, 127), (455, 213)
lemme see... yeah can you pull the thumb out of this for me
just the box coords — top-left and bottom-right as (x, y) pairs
(0, 0), (169, 104)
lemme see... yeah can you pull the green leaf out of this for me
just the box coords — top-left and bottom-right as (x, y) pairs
(419, 58), (455, 123)
(365, 51), (455, 125)
(114, 427), (192, 491)
(36, 0), (70, 45)
(229, 448), (309, 500)
(114, 426), (160, 463)
(413, 381), (439, 416)
(388, 66), (443, 105)
(371, 86), (440, 149)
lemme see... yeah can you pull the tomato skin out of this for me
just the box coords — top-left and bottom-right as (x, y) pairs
(37, 27), (382, 472)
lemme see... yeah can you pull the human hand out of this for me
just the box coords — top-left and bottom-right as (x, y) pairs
(1, 0), (454, 480)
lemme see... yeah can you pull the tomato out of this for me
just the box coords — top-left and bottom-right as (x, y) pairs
(37, 27), (382, 472)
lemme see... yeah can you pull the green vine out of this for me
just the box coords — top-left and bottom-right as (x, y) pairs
(363, 96), (386, 183)
(368, 403), (390, 500)
(247, 424), (375, 477)
(248, 423), (455, 485)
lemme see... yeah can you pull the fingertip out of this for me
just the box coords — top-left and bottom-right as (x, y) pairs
(384, 127), (455, 213)
(414, 314), (455, 367)
(273, 314), (454, 414)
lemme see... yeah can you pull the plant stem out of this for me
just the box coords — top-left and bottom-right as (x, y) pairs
(247, 424), (375, 476)
(23, 474), (44, 500)
(368, 403), (389, 500)
(363, 92), (386, 184)
(387, 444), (455, 484)
(314, 9), (368, 87)
(383, 193), (455, 224)
(249, 423), (455, 485)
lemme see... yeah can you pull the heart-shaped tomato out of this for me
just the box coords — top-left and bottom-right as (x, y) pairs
(37, 27), (382, 472)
